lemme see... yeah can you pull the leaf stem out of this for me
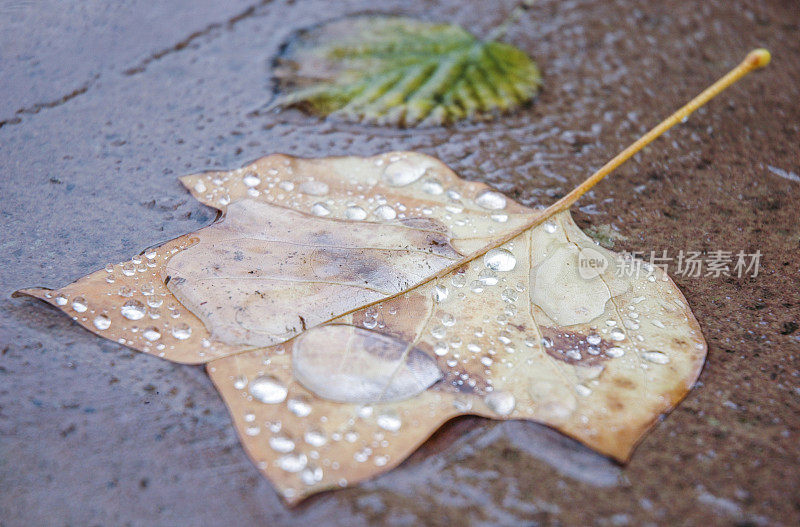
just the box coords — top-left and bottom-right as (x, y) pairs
(334, 49), (770, 321)
(485, 1), (535, 42)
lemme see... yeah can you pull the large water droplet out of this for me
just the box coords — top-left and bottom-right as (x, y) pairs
(485, 391), (516, 415)
(121, 300), (145, 320)
(432, 284), (449, 302)
(93, 314), (111, 330)
(250, 375), (288, 404)
(484, 248), (516, 272)
(474, 190), (507, 210)
(292, 325), (442, 403)
(55, 294), (68, 306)
(609, 328), (626, 341)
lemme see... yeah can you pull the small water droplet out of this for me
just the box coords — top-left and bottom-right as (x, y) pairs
(374, 205), (396, 220)
(421, 178), (443, 195)
(233, 375), (247, 390)
(485, 391), (515, 415)
(301, 466), (323, 485)
(55, 295), (68, 306)
(475, 190), (507, 210)
(311, 202), (331, 216)
(269, 435), (295, 453)
(382, 159), (428, 186)
(287, 397), (312, 417)
(250, 375), (287, 404)
(432, 284), (449, 302)
(543, 220), (558, 233)
(606, 347), (625, 358)
(93, 314), (111, 330)
(484, 248), (516, 272)
(243, 173), (261, 187)
(345, 205), (367, 220)
(609, 328), (626, 341)
(501, 288), (518, 303)
(478, 269), (498, 286)
(451, 274), (466, 288)
(121, 300), (146, 320)
(434, 342), (449, 356)
(299, 180), (329, 196)
(142, 326), (161, 341)
(587, 334), (602, 345)
(171, 323), (192, 340)
(642, 350), (670, 364)
(72, 297), (88, 313)
(278, 453), (307, 473)
(304, 429), (327, 447)
(376, 412), (402, 432)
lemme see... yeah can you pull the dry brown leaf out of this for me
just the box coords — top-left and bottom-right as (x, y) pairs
(17, 151), (705, 504)
(15, 50), (771, 505)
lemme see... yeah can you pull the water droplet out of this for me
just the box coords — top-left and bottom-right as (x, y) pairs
(304, 429), (327, 447)
(587, 334), (602, 346)
(142, 327), (161, 341)
(278, 453), (307, 473)
(377, 412), (402, 432)
(421, 178), (443, 195)
(243, 173), (261, 187)
(72, 297), (88, 313)
(475, 190), (507, 210)
(250, 375), (287, 404)
(484, 248), (516, 272)
(122, 263), (135, 276)
(606, 347), (625, 358)
(642, 350), (670, 364)
(382, 158), (428, 186)
(434, 342), (448, 356)
(491, 213), (508, 223)
(93, 314), (111, 330)
(485, 391), (515, 415)
(478, 269), (498, 286)
(441, 313), (455, 326)
(269, 435), (295, 453)
(194, 181), (207, 193)
(480, 356), (493, 367)
(233, 375), (247, 390)
(299, 180), (329, 196)
(55, 295), (68, 306)
(609, 328), (626, 341)
(171, 323), (192, 340)
(374, 205), (396, 220)
(432, 284), (449, 302)
(501, 288), (518, 303)
(311, 202), (331, 216)
(451, 274), (466, 288)
(121, 300), (146, 320)
(345, 206), (367, 220)
(301, 466), (323, 485)
(576, 384), (592, 396)
(543, 220), (558, 233)
(287, 397), (312, 417)
(374, 455), (388, 467)
(467, 342), (481, 353)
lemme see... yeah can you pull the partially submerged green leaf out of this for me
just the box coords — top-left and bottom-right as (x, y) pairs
(272, 15), (542, 126)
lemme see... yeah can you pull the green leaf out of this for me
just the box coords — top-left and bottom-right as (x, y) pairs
(272, 15), (542, 127)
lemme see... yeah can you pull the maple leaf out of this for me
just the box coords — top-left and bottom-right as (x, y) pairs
(15, 50), (770, 504)
(271, 15), (541, 126)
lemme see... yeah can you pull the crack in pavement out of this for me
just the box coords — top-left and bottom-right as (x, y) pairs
(0, 0), (271, 130)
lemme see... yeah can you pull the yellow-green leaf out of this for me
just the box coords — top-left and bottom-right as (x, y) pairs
(272, 15), (542, 126)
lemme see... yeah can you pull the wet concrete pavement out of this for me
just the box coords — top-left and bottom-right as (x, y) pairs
(1, 0), (798, 525)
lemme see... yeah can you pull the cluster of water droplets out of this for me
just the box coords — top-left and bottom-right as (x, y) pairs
(43, 242), (211, 358)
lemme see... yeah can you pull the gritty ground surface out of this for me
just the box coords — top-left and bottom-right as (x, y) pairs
(1, 0), (798, 525)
